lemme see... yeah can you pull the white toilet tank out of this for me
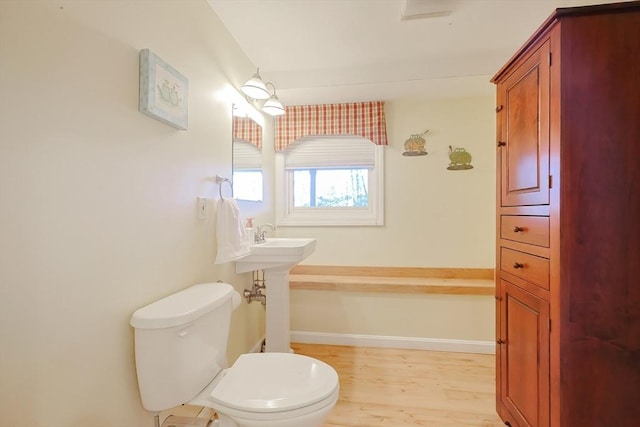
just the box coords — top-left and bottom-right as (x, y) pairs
(130, 283), (238, 412)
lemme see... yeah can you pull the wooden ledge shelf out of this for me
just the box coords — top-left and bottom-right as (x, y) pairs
(289, 266), (495, 296)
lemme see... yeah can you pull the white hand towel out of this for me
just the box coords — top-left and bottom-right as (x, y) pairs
(214, 198), (250, 264)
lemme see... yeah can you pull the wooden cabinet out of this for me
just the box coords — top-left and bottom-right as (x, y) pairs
(494, 28), (554, 426)
(492, 3), (640, 427)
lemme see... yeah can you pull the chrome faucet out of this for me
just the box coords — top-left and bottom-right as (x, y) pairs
(255, 223), (276, 243)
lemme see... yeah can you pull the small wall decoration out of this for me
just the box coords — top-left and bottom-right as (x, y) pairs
(139, 49), (189, 130)
(447, 146), (474, 170)
(402, 130), (429, 156)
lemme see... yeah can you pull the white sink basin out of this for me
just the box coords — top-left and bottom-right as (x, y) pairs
(235, 238), (317, 274)
(250, 238), (316, 258)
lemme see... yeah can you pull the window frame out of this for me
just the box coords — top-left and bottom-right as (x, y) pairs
(275, 143), (384, 226)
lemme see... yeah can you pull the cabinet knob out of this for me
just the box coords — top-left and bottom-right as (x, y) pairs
(513, 226), (525, 232)
(513, 262), (525, 269)
(495, 295), (502, 301)
(496, 105), (504, 112)
(497, 141), (507, 147)
(497, 339), (505, 344)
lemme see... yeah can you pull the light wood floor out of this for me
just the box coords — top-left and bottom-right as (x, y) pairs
(167, 344), (505, 427)
(292, 343), (505, 427)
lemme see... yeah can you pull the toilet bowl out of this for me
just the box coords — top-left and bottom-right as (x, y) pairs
(130, 283), (339, 427)
(210, 353), (339, 427)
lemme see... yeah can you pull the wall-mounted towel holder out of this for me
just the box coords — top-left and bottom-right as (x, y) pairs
(216, 175), (233, 199)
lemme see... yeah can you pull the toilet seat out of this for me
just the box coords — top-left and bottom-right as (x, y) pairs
(211, 352), (339, 419)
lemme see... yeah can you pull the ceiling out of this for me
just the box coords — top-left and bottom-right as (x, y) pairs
(208, 0), (628, 105)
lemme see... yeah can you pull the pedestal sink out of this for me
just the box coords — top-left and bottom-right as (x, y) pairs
(235, 238), (317, 353)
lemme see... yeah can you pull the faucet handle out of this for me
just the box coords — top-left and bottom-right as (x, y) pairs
(256, 223), (276, 242)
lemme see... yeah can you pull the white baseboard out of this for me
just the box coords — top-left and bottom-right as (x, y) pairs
(290, 331), (495, 355)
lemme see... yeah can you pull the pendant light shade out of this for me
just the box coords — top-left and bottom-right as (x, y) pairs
(261, 89), (285, 116)
(241, 68), (270, 100)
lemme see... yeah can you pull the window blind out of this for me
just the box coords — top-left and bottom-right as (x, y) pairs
(283, 136), (375, 170)
(233, 140), (262, 169)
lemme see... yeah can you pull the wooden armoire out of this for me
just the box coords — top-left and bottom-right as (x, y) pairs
(491, 2), (640, 427)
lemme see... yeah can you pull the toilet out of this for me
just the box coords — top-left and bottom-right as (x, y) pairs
(130, 283), (339, 427)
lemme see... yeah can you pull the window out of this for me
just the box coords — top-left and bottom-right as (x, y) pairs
(292, 169), (369, 207)
(276, 136), (384, 226)
(233, 140), (263, 202)
(233, 169), (263, 202)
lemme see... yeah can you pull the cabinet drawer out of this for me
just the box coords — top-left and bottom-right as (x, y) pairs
(501, 216), (550, 247)
(501, 247), (549, 290)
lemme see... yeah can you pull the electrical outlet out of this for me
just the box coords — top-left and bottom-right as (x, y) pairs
(197, 197), (207, 219)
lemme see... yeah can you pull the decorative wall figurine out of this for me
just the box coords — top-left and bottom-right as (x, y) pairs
(402, 130), (429, 156)
(447, 146), (473, 170)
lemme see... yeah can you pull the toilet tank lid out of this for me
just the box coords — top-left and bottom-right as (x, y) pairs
(130, 283), (234, 330)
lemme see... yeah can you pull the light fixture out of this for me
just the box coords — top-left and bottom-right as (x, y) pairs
(241, 68), (285, 116)
(261, 83), (285, 116)
(241, 68), (270, 100)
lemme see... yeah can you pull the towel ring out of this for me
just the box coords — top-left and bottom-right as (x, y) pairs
(215, 175), (233, 199)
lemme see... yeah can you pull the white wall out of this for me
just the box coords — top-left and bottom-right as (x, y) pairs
(279, 96), (497, 342)
(278, 96), (496, 267)
(291, 291), (495, 342)
(0, 1), (266, 426)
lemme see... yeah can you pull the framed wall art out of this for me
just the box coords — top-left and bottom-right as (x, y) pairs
(139, 49), (188, 130)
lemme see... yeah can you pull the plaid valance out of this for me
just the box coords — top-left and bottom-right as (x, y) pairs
(275, 101), (388, 151)
(233, 116), (262, 149)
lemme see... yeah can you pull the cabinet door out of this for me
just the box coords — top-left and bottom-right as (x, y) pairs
(497, 40), (550, 207)
(498, 280), (550, 427)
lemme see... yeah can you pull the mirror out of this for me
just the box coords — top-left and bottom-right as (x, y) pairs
(232, 107), (263, 202)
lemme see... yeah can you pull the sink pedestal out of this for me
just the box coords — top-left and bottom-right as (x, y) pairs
(263, 267), (292, 353)
(234, 238), (317, 354)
